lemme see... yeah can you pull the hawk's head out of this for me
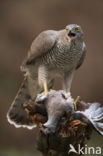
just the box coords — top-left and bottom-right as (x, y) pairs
(65, 24), (83, 41)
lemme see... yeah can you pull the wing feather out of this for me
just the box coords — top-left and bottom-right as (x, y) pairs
(22, 30), (57, 66)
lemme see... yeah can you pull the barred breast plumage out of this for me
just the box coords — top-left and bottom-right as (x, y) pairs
(39, 35), (84, 72)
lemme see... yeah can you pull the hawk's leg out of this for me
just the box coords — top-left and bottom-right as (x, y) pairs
(38, 65), (49, 96)
(63, 70), (78, 110)
(63, 70), (74, 93)
(73, 96), (80, 110)
(43, 81), (48, 95)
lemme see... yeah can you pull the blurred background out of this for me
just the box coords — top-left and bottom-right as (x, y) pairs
(0, 0), (103, 156)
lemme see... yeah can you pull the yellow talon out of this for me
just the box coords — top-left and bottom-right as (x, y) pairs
(43, 81), (48, 95)
(73, 96), (80, 110)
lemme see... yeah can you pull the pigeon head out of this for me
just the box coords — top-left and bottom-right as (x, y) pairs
(65, 24), (83, 41)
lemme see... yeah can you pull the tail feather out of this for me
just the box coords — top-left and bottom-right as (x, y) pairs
(7, 77), (36, 129)
(7, 75), (54, 129)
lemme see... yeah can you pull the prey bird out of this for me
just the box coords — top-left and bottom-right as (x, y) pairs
(7, 24), (86, 128)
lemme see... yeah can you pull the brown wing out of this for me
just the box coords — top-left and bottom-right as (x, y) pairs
(76, 42), (86, 70)
(22, 30), (57, 66)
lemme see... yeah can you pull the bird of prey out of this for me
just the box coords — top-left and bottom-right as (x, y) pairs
(7, 24), (86, 128)
(22, 24), (86, 96)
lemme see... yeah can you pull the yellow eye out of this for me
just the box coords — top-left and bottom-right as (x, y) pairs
(75, 27), (80, 32)
(65, 27), (69, 32)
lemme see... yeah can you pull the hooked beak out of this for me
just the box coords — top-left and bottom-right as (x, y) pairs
(68, 30), (76, 42)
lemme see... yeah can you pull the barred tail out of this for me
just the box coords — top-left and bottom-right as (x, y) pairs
(7, 77), (36, 129)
